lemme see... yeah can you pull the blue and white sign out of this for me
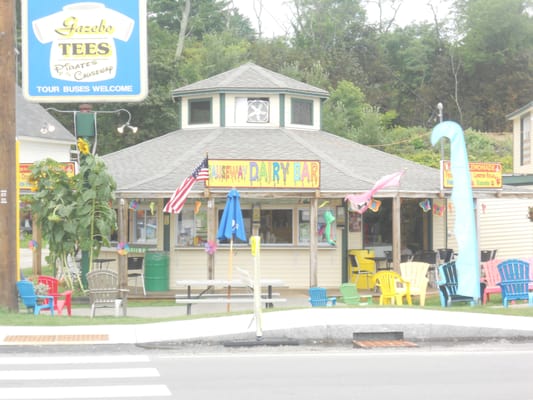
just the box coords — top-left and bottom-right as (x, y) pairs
(22, 0), (148, 102)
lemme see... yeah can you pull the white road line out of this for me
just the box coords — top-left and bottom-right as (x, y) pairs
(0, 355), (150, 365)
(0, 385), (171, 399)
(0, 367), (159, 380)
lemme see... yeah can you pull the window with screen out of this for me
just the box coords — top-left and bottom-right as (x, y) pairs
(189, 98), (212, 124)
(291, 98), (313, 125)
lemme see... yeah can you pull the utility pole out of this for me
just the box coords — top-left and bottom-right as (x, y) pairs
(0, 0), (19, 311)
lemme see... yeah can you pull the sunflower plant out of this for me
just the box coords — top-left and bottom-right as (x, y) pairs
(29, 139), (117, 290)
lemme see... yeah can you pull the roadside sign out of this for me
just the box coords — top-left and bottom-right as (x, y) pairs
(21, 0), (148, 103)
(441, 160), (503, 189)
(19, 162), (77, 192)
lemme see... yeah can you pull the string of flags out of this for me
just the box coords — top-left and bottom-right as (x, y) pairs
(419, 199), (446, 216)
(419, 199), (431, 212)
(433, 204), (445, 216)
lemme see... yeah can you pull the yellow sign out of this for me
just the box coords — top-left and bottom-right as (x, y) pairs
(442, 160), (502, 189)
(19, 162), (77, 191)
(206, 159), (320, 189)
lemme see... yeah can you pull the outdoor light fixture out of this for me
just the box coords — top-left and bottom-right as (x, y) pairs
(117, 121), (138, 134)
(39, 121), (55, 134)
(46, 106), (138, 154)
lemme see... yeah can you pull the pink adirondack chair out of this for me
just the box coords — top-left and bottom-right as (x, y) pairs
(481, 259), (503, 304)
(38, 275), (72, 316)
(482, 257), (533, 304)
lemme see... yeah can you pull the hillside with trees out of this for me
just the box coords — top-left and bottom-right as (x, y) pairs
(28, 0), (530, 172)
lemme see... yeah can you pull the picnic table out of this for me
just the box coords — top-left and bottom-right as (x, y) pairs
(174, 279), (287, 315)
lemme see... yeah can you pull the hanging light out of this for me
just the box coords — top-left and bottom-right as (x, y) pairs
(40, 121), (55, 134)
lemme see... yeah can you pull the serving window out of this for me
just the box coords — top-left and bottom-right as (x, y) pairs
(173, 201), (337, 247)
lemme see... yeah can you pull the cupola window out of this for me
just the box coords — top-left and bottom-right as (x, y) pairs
(235, 97), (270, 124)
(291, 98), (313, 126)
(189, 98), (212, 125)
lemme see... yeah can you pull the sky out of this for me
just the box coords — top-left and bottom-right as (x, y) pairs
(231, 0), (451, 37)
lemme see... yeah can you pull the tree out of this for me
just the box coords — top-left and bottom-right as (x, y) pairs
(454, 0), (533, 130)
(323, 80), (390, 145)
(291, 0), (369, 85)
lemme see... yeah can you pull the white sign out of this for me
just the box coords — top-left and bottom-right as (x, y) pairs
(22, 0), (148, 102)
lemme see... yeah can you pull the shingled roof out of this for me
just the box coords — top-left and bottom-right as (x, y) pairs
(103, 126), (441, 198)
(171, 62), (329, 98)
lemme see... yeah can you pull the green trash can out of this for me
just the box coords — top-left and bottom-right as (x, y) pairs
(144, 251), (169, 292)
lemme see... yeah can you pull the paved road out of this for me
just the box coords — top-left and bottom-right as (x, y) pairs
(1, 343), (532, 399)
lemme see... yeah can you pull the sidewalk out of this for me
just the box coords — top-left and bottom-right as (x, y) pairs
(2, 301), (533, 346)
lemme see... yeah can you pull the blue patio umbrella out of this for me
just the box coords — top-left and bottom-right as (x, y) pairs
(217, 189), (247, 243)
(217, 188), (247, 310)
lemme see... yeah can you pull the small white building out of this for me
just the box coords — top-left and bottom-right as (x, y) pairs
(16, 86), (76, 165)
(102, 63), (532, 290)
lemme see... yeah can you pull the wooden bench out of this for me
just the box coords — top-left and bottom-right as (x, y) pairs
(175, 296), (287, 315)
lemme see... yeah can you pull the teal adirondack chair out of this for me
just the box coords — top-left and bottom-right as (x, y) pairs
(497, 259), (533, 307)
(16, 280), (55, 315)
(308, 287), (336, 307)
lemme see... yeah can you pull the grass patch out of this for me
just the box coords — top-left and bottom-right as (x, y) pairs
(8, 283), (532, 326)
(1, 301), (254, 326)
(414, 293), (533, 317)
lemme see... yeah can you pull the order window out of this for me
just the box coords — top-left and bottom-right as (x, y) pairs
(298, 208), (336, 245)
(132, 207), (157, 244)
(259, 209), (293, 244)
(175, 207), (208, 247)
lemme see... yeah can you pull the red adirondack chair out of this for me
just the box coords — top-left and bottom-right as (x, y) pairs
(37, 276), (72, 316)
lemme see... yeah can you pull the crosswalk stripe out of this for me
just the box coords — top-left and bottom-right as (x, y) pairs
(0, 355), (150, 365)
(0, 385), (171, 399)
(1, 367), (160, 380)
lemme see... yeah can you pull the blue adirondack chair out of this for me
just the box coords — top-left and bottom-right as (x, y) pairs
(437, 261), (476, 307)
(16, 280), (55, 315)
(497, 259), (533, 308)
(309, 287), (336, 307)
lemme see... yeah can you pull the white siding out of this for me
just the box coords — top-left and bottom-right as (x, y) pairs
(448, 198), (533, 259)
(432, 198), (448, 250)
(478, 198), (533, 259)
(18, 139), (73, 163)
(169, 245), (341, 290)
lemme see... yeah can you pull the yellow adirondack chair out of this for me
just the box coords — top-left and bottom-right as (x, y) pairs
(372, 271), (412, 305)
(399, 262), (430, 306)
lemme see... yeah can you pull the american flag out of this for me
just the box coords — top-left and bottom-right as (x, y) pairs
(163, 157), (209, 214)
